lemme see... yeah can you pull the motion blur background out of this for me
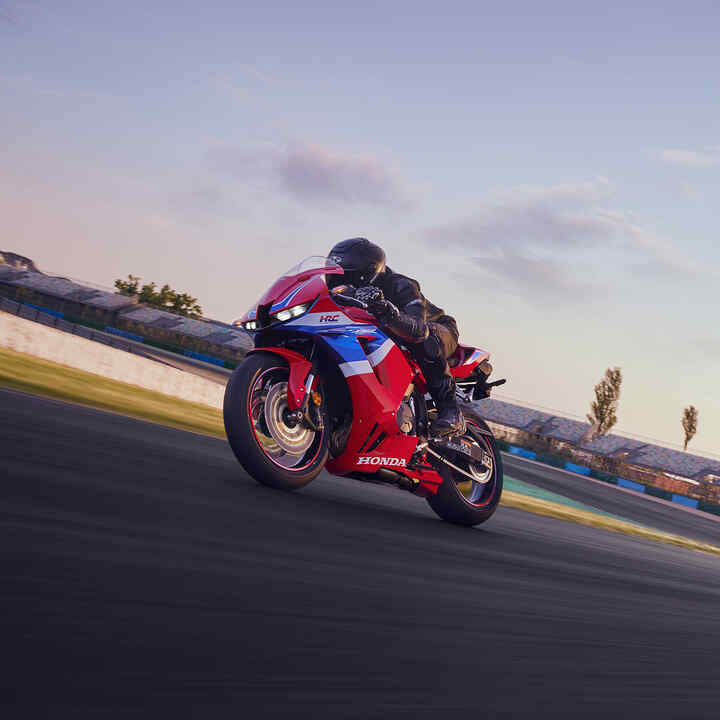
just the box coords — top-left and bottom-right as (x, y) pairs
(2, 0), (718, 449)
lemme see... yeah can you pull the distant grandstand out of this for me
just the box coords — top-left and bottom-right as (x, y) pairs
(0, 258), (252, 364)
(478, 397), (720, 503)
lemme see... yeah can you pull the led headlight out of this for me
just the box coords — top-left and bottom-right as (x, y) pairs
(234, 319), (258, 331)
(272, 303), (309, 322)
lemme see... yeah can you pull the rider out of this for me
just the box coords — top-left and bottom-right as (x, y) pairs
(327, 237), (466, 437)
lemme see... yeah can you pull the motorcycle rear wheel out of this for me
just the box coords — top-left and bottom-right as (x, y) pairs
(426, 424), (503, 526)
(224, 352), (328, 490)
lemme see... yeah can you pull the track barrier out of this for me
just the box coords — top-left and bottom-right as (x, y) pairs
(564, 462), (591, 476)
(618, 478), (646, 493)
(508, 446), (537, 460)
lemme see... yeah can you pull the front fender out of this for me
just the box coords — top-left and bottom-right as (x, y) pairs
(246, 347), (312, 411)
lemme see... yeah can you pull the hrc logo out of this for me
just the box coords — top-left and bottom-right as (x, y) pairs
(319, 314), (340, 323)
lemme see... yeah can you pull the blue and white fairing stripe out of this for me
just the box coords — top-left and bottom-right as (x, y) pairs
(285, 307), (392, 378)
(245, 279), (317, 320)
(269, 280), (315, 314)
(365, 338), (395, 367)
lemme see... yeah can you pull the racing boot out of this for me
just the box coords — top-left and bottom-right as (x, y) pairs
(429, 376), (466, 437)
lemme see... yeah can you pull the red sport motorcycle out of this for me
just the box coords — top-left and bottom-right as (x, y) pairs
(224, 257), (506, 526)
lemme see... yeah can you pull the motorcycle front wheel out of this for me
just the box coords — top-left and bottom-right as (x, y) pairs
(224, 352), (328, 490)
(426, 423), (503, 526)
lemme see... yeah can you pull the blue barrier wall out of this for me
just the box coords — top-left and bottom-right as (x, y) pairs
(617, 478), (646, 493)
(105, 326), (145, 343)
(509, 446), (537, 460)
(183, 349), (226, 368)
(564, 462), (591, 476)
(672, 494), (699, 509)
(23, 302), (64, 319)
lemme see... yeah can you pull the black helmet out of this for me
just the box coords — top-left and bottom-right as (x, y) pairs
(327, 237), (386, 289)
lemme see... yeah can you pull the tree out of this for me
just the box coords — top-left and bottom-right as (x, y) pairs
(586, 367), (622, 439)
(682, 405), (698, 452)
(114, 275), (203, 318)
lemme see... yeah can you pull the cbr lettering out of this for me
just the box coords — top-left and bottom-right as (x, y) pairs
(357, 456), (407, 467)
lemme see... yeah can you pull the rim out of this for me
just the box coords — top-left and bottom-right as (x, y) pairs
(453, 430), (498, 507)
(248, 366), (324, 471)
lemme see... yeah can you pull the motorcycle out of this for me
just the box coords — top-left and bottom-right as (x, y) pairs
(224, 256), (506, 526)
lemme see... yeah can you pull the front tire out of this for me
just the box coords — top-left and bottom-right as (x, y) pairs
(426, 423), (503, 526)
(224, 352), (328, 490)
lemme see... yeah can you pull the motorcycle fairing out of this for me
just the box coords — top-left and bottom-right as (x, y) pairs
(239, 271), (341, 324)
(450, 345), (491, 379)
(249, 291), (442, 491)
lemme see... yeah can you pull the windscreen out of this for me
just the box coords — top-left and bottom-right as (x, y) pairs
(282, 256), (341, 277)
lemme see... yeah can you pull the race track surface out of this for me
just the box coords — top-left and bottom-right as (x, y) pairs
(2, 389), (719, 718)
(503, 455), (720, 546)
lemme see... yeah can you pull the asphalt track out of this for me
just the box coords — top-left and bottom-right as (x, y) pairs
(2, 389), (720, 718)
(503, 455), (720, 546)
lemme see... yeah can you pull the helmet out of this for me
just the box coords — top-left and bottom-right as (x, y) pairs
(327, 237), (386, 289)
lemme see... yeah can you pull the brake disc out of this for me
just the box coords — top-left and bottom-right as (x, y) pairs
(263, 381), (314, 457)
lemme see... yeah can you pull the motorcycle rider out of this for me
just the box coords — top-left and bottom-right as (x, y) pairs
(327, 237), (466, 437)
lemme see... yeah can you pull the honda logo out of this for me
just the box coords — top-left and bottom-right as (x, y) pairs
(357, 456), (407, 467)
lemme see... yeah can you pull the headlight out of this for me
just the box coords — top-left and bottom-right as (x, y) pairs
(272, 303), (309, 322)
(233, 319), (258, 331)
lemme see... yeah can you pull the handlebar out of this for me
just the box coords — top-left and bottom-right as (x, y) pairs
(332, 293), (368, 310)
(486, 379), (507, 388)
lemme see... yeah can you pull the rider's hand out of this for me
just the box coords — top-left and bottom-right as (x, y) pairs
(355, 286), (398, 319)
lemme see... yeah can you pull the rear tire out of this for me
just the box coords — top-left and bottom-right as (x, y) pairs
(426, 424), (503, 526)
(224, 353), (328, 491)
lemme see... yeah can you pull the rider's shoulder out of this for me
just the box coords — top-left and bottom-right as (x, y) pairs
(383, 267), (423, 302)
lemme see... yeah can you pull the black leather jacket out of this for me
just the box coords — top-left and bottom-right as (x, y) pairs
(373, 267), (458, 345)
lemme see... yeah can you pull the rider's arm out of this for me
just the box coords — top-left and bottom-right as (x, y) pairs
(376, 279), (429, 344)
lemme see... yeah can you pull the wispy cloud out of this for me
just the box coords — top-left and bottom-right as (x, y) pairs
(422, 178), (719, 299)
(208, 142), (406, 208)
(657, 145), (720, 169)
(696, 337), (720, 359)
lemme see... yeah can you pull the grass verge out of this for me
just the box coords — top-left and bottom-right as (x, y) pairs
(0, 346), (225, 438)
(3, 346), (719, 556)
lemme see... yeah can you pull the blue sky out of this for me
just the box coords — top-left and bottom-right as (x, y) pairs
(2, 0), (719, 452)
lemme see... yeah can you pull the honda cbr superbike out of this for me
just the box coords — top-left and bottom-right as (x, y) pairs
(224, 257), (506, 526)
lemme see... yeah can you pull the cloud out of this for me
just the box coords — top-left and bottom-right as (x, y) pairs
(424, 179), (617, 252)
(208, 142), (406, 208)
(470, 251), (591, 299)
(696, 338), (720, 359)
(421, 178), (719, 300)
(657, 146), (720, 169)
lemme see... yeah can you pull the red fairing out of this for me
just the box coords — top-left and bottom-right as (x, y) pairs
(324, 336), (446, 494)
(237, 266), (344, 323)
(449, 344), (491, 379)
(246, 347), (311, 411)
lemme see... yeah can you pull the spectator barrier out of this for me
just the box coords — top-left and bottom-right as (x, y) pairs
(183, 349), (226, 368)
(564, 462), (591, 476)
(617, 478), (646, 493)
(508, 446), (537, 460)
(105, 326), (145, 343)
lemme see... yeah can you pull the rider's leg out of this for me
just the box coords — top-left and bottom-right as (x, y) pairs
(415, 323), (466, 437)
